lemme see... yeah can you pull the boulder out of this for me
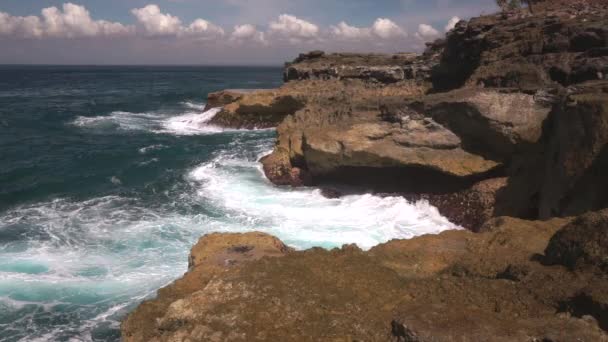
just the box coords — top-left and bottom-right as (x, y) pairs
(545, 209), (608, 272)
(259, 151), (312, 187)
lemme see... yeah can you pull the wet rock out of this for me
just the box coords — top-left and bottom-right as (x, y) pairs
(320, 187), (342, 199)
(417, 177), (508, 232)
(259, 152), (312, 187)
(203, 89), (252, 111)
(208, 90), (305, 129)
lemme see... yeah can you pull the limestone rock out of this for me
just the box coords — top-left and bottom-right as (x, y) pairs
(545, 209), (608, 272)
(122, 214), (608, 341)
(121, 232), (291, 342)
(203, 89), (251, 111)
(498, 81), (608, 219)
(208, 90), (305, 129)
(408, 88), (553, 159)
(284, 52), (437, 84)
(431, 7), (608, 92)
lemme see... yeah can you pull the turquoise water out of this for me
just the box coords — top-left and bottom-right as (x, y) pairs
(0, 66), (459, 341)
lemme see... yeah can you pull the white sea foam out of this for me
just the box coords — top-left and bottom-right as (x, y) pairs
(71, 111), (165, 132)
(159, 107), (225, 135)
(182, 101), (207, 111)
(188, 151), (460, 250)
(70, 105), (254, 136)
(138, 144), (167, 154)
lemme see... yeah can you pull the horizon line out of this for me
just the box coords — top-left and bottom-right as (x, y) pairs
(0, 63), (285, 67)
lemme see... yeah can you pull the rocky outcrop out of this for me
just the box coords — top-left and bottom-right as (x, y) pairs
(121, 232), (291, 342)
(284, 52), (438, 84)
(208, 89), (306, 129)
(261, 4), (608, 225)
(122, 214), (608, 341)
(203, 89), (249, 111)
(431, 6), (608, 92)
(408, 88), (553, 160)
(497, 80), (608, 219)
(123, 3), (608, 341)
(412, 177), (508, 232)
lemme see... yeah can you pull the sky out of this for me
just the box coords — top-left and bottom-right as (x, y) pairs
(0, 0), (499, 65)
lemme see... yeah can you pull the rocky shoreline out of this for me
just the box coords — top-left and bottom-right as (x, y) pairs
(122, 2), (608, 341)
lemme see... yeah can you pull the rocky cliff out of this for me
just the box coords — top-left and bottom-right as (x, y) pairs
(122, 213), (608, 341)
(122, 2), (608, 341)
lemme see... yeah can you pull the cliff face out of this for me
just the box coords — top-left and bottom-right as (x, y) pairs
(283, 51), (438, 84)
(122, 2), (608, 341)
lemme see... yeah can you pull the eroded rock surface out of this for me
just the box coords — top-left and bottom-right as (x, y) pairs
(122, 215), (608, 341)
(431, 5), (608, 92)
(498, 80), (608, 219)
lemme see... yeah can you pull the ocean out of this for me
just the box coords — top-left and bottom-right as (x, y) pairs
(0, 66), (459, 341)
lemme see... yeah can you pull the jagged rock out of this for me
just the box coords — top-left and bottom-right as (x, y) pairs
(122, 215), (608, 341)
(208, 90), (305, 129)
(259, 151), (312, 187)
(187, 232), (292, 269)
(408, 88), (553, 160)
(431, 7), (608, 92)
(284, 52), (437, 84)
(498, 80), (608, 219)
(203, 89), (250, 111)
(545, 209), (608, 272)
(413, 177), (508, 232)
(121, 232), (291, 342)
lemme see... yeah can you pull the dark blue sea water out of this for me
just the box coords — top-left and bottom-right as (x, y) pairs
(0, 66), (458, 341)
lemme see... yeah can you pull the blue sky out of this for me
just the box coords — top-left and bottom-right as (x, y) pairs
(0, 0), (498, 64)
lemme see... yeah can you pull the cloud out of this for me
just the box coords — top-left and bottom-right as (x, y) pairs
(371, 18), (406, 39)
(131, 5), (223, 40)
(268, 14), (319, 42)
(131, 5), (182, 36)
(231, 24), (266, 44)
(415, 23), (440, 41)
(330, 21), (371, 40)
(445, 16), (461, 32)
(184, 19), (224, 39)
(0, 3), (132, 39)
(331, 19), (407, 41)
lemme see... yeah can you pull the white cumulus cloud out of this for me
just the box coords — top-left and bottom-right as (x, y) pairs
(445, 16), (461, 32)
(231, 24), (266, 44)
(416, 23), (440, 41)
(330, 21), (371, 40)
(0, 3), (132, 39)
(268, 14), (319, 43)
(131, 5), (223, 40)
(371, 18), (406, 39)
(131, 4), (182, 36)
